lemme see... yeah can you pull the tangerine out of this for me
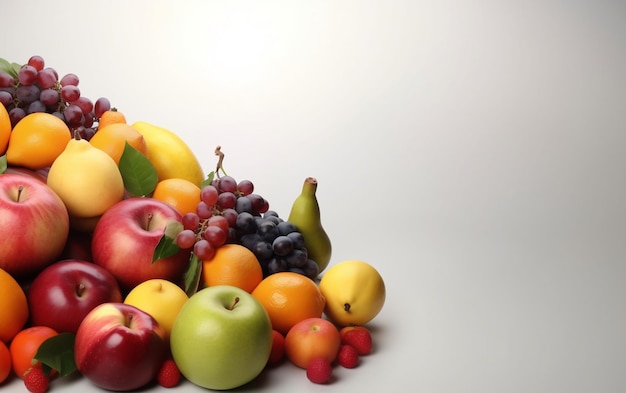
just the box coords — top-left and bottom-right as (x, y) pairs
(0, 340), (11, 384)
(89, 122), (148, 164)
(0, 268), (29, 344)
(152, 178), (201, 216)
(9, 326), (58, 379)
(5, 112), (71, 169)
(251, 272), (326, 335)
(98, 109), (127, 129)
(201, 244), (263, 293)
(0, 104), (11, 155)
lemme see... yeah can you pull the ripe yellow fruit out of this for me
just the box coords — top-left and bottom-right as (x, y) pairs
(124, 279), (189, 341)
(319, 260), (386, 327)
(131, 121), (204, 187)
(47, 136), (125, 218)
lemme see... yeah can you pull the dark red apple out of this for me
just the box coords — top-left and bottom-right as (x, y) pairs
(75, 302), (167, 391)
(27, 259), (123, 333)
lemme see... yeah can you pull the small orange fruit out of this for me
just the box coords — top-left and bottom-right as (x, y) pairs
(5, 112), (71, 169)
(0, 104), (11, 155)
(9, 326), (58, 379)
(251, 272), (326, 335)
(202, 244), (263, 293)
(152, 178), (201, 216)
(0, 268), (29, 344)
(0, 340), (11, 384)
(89, 122), (148, 164)
(98, 109), (127, 129)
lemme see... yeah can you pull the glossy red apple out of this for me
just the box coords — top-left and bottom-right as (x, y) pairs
(91, 197), (191, 290)
(27, 259), (123, 333)
(0, 173), (69, 277)
(75, 302), (167, 391)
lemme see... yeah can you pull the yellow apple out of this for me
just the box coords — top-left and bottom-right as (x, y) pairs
(124, 279), (189, 341)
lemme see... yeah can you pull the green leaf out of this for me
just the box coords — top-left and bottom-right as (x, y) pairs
(0, 58), (14, 77)
(152, 220), (183, 263)
(0, 155), (7, 174)
(33, 333), (77, 377)
(201, 171), (215, 188)
(184, 253), (203, 297)
(10, 62), (21, 77)
(119, 141), (158, 196)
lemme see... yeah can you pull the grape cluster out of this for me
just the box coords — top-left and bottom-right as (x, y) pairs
(175, 175), (319, 280)
(0, 55), (112, 140)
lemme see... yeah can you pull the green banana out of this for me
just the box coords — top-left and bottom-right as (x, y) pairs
(287, 177), (332, 273)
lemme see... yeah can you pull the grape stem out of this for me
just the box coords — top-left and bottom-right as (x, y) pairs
(214, 145), (228, 178)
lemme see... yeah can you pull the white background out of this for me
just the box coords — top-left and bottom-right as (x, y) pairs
(2, 1), (626, 392)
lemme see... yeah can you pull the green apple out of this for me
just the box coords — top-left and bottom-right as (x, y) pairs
(170, 285), (273, 390)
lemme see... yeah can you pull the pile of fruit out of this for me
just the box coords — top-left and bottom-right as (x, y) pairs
(0, 55), (386, 392)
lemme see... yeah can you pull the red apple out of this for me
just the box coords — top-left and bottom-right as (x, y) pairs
(0, 173), (69, 277)
(91, 197), (191, 290)
(284, 317), (341, 369)
(27, 259), (123, 333)
(75, 302), (167, 391)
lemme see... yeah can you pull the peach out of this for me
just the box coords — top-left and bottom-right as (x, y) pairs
(284, 318), (340, 369)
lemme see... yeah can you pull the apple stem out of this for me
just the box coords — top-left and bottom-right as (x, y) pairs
(145, 213), (154, 230)
(76, 283), (86, 297)
(16, 185), (25, 202)
(125, 313), (134, 328)
(228, 296), (240, 310)
(344, 303), (351, 312)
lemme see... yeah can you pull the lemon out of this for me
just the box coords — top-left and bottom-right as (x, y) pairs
(319, 260), (386, 326)
(131, 121), (205, 187)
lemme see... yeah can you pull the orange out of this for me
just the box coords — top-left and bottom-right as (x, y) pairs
(0, 340), (11, 384)
(89, 122), (148, 164)
(251, 272), (326, 335)
(152, 178), (201, 216)
(0, 268), (29, 344)
(98, 109), (127, 129)
(201, 244), (263, 293)
(0, 104), (11, 155)
(5, 112), (71, 169)
(9, 326), (58, 379)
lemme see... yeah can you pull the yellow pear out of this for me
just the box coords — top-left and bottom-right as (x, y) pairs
(47, 134), (125, 218)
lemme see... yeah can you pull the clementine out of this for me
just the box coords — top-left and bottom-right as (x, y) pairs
(201, 244), (263, 293)
(152, 178), (201, 216)
(251, 272), (326, 335)
(0, 268), (29, 344)
(9, 326), (58, 379)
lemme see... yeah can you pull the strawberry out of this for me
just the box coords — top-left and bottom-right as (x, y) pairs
(23, 365), (49, 393)
(157, 358), (181, 388)
(340, 326), (372, 355)
(306, 357), (332, 384)
(337, 344), (359, 368)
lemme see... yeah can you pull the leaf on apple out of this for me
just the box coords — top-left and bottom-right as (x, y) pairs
(119, 141), (158, 197)
(183, 253), (203, 297)
(33, 332), (77, 377)
(152, 220), (183, 263)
